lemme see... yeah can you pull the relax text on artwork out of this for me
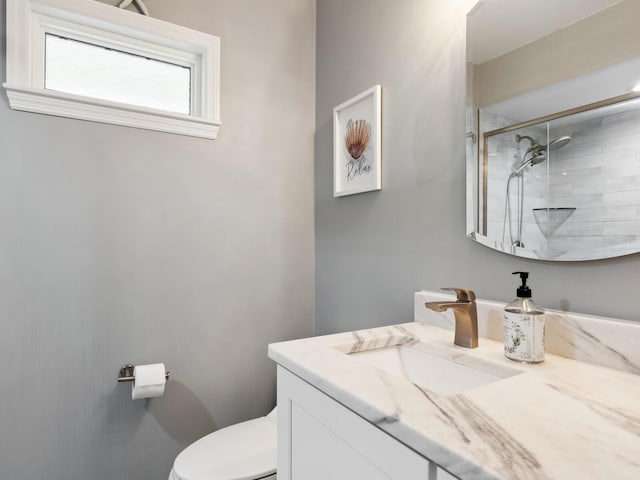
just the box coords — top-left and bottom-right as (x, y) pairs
(344, 119), (373, 181)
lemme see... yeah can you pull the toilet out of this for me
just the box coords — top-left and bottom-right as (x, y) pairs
(169, 408), (277, 480)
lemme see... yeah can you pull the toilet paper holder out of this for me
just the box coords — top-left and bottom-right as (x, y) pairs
(117, 364), (170, 383)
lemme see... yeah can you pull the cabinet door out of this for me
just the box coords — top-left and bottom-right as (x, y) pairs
(290, 403), (397, 479)
(277, 366), (433, 480)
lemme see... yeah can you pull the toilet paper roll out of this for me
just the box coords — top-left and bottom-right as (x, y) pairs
(132, 363), (166, 400)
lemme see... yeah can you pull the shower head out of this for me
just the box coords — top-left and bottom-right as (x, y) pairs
(528, 150), (546, 165)
(511, 135), (571, 176)
(511, 148), (546, 176)
(548, 135), (572, 151)
(534, 136), (572, 153)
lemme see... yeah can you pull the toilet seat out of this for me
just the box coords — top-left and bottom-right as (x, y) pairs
(170, 410), (277, 480)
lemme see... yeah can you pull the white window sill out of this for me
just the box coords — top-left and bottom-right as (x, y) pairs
(3, 83), (221, 139)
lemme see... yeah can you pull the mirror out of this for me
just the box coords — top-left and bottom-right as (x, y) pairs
(466, 0), (640, 261)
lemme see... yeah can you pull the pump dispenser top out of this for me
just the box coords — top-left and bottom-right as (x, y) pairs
(513, 271), (531, 298)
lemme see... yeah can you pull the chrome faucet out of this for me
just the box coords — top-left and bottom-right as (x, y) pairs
(425, 288), (478, 348)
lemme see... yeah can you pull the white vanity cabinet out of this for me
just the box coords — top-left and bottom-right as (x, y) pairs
(277, 367), (459, 480)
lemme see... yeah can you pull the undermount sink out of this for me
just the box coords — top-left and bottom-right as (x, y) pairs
(345, 343), (522, 396)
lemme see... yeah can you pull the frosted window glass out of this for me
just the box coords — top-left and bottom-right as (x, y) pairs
(45, 34), (191, 115)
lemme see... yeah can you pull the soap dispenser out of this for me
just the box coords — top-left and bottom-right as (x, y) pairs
(504, 271), (545, 363)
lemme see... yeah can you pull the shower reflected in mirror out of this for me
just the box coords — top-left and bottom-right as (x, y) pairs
(466, 0), (640, 261)
(503, 135), (572, 248)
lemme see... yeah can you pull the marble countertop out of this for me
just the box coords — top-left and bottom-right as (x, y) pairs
(268, 322), (640, 480)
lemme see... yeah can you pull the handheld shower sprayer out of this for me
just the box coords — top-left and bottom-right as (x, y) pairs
(504, 133), (572, 249)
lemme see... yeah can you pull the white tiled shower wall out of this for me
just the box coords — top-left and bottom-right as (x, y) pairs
(481, 104), (640, 259)
(549, 106), (640, 258)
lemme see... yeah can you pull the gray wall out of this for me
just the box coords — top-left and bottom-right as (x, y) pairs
(0, 1), (315, 479)
(315, 0), (640, 336)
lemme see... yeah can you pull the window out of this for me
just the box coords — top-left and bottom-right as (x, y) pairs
(45, 34), (192, 115)
(4, 0), (221, 139)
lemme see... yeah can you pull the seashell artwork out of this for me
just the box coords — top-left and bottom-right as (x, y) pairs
(344, 119), (371, 160)
(333, 85), (381, 197)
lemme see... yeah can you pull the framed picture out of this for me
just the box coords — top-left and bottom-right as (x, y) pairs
(333, 85), (381, 197)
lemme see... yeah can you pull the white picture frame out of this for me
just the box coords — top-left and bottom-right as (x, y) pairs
(333, 85), (382, 197)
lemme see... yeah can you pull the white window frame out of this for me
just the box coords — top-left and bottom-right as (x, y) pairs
(4, 0), (221, 139)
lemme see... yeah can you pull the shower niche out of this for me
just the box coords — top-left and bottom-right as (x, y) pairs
(466, 0), (640, 261)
